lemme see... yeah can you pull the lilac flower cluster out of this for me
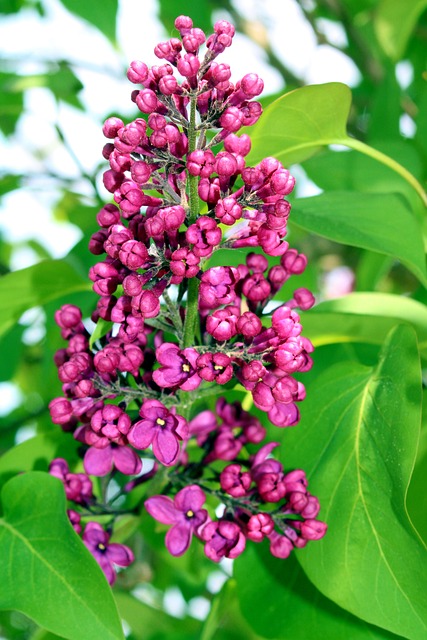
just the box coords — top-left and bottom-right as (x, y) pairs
(48, 15), (326, 584)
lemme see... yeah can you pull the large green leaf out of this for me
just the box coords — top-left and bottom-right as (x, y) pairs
(59, 0), (118, 42)
(282, 325), (427, 639)
(292, 192), (427, 285)
(0, 259), (92, 337)
(0, 472), (125, 640)
(374, 0), (427, 60)
(235, 546), (403, 640)
(247, 83), (427, 206)
(302, 293), (427, 354)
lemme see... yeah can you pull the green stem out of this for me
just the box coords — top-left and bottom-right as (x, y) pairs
(183, 96), (201, 349)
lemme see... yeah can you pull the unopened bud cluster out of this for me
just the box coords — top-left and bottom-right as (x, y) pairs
(48, 15), (326, 585)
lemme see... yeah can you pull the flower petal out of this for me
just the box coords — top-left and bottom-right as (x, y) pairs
(106, 543), (134, 566)
(83, 446), (113, 476)
(112, 445), (142, 475)
(174, 485), (206, 512)
(152, 428), (179, 466)
(128, 420), (156, 450)
(165, 523), (192, 556)
(145, 495), (177, 524)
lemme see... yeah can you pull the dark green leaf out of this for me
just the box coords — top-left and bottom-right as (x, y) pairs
(293, 192), (427, 285)
(158, 0), (213, 35)
(0, 472), (125, 640)
(283, 325), (427, 639)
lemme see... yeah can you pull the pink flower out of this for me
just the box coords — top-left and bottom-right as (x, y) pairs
(201, 520), (246, 561)
(83, 522), (134, 585)
(128, 399), (188, 466)
(145, 485), (208, 556)
(152, 342), (201, 391)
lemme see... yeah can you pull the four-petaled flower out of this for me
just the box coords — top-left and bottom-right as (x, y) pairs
(145, 485), (208, 556)
(83, 522), (134, 585)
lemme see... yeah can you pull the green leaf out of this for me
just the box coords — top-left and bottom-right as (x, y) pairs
(248, 83), (427, 206)
(0, 323), (25, 381)
(89, 317), (113, 348)
(248, 82), (351, 166)
(0, 472), (125, 640)
(0, 73), (24, 135)
(374, 0), (427, 60)
(59, 0), (118, 42)
(293, 192), (427, 285)
(0, 433), (79, 491)
(0, 259), (92, 337)
(158, 0), (213, 34)
(283, 325), (427, 639)
(235, 546), (403, 640)
(302, 293), (427, 354)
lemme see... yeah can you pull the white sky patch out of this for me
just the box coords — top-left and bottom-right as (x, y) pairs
(0, 383), (23, 417)
(400, 113), (416, 138)
(305, 44), (361, 86)
(395, 60), (414, 90)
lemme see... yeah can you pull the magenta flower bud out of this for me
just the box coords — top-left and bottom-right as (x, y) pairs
(177, 53), (200, 79)
(102, 143), (114, 159)
(118, 240), (149, 269)
(96, 295), (116, 321)
(103, 169), (124, 194)
(135, 89), (158, 113)
(196, 352), (233, 384)
(186, 217), (222, 257)
(257, 472), (287, 503)
(260, 157), (281, 177)
(239, 360), (266, 388)
(283, 469), (308, 494)
(268, 401), (300, 427)
(114, 181), (145, 215)
(170, 247), (200, 281)
(268, 531), (294, 558)
(246, 513), (274, 542)
(246, 252), (268, 273)
(127, 60), (149, 84)
(104, 224), (133, 259)
(175, 15), (193, 32)
(187, 150), (215, 178)
(102, 117), (124, 139)
(300, 519), (328, 541)
(219, 106), (244, 132)
(215, 151), (238, 177)
(199, 266), (239, 308)
(258, 225), (289, 256)
(240, 73), (264, 98)
(94, 347), (120, 375)
(54, 304), (82, 330)
(270, 169), (295, 195)
(281, 249), (307, 274)
(68, 510), (82, 534)
(148, 113), (166, 131)
(206, 307), (238, 341)
(271, 305), (302, 339)
(49, 397), (73, 425)
(202, 520), (245, 562)
(300, 495), (321, 519)
(96, 203), (121, 228)
(220, 464), (252, 497)
(224, 133), (251, 156)
(215, 197), (242, 225)
(268, 265), (288, 291)
(236, 312), (262, 338)
(240, 101), (262, 126)
(183, 29), (205, 53)
(198, 177), (221, 204)
(214, 19), (235, 37)
(67, 333), (89, 354)
(158, 74), (179, 95)
(272, 376), (300, 404)
(208, 62), (232, 87)
(130, 161), (152, 185)
(293, 288), (315, 310)
(132, 290), (160, 319)
(242, 166), (263, 188)
(242, 273), (271, 303)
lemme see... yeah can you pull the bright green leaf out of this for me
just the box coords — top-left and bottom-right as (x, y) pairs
(247, 82), (351, 166)
(89, 317), (113, 348)
(283, 325), (427, 639)
(0, 472), (125, 640)
(235, 546), (403, 640)
(293, 192), (427, 285)
(302, 292), (427, 354)
(374, 0), (427, 60)
(0, 259), (92, 337)
(59, 0), (118, 43)
(248, 83), (427, 206)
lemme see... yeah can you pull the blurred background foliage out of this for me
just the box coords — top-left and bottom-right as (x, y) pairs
(0, 0), (427, 638)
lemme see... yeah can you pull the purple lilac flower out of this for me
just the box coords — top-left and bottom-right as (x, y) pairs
(145, 485), (208, 556)
(83, 522), (134, 585)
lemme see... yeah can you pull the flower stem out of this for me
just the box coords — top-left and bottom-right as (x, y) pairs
(183, 96), (201, 349)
